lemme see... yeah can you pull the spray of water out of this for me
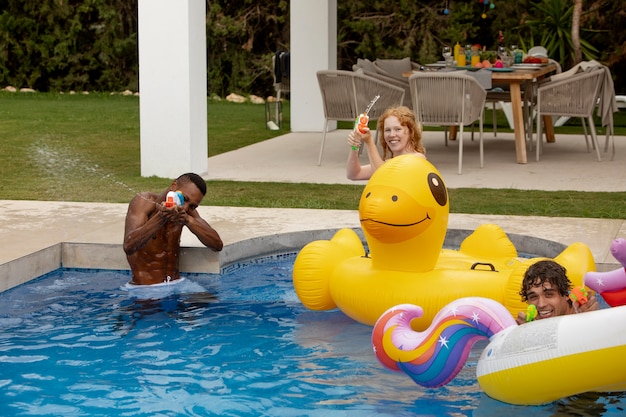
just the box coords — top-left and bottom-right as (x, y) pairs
(29, 138), (158, 205)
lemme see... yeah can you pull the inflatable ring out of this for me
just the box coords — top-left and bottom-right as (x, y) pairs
(372, 298), (626, 405)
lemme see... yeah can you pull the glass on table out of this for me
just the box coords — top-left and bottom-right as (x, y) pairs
(442, 46), (454, 67)
(497, 46), (508, 60)
(510, 44), (523, 64)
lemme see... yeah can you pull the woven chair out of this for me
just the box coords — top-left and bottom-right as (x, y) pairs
(409, 72), (487, 174)
(316, 70), (405, 165)
(535, 67), (605, 161)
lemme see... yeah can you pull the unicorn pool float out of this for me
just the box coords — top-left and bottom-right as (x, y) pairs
(372, 297), (626, 405)
(585, 238), (626, 306)
(292, 154), (596, 330)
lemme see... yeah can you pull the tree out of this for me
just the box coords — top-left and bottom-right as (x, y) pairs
(572, 0), (583, 63)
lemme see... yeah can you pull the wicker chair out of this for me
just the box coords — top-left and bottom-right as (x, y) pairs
(409, 72), (487, 174)
(352, 58), (420, 109)
(535, 67), (605, 161)
(316, 70), (405, 165)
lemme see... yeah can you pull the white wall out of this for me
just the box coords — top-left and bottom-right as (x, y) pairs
(138, 0), (208, 178)
(290, 0), (337, 132)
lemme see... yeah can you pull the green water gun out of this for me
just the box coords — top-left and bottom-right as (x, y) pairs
(525, 304), (537, 322)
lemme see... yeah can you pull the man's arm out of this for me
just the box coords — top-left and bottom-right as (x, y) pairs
(123, 194), (168, 255)
(184, 209), (223, 251)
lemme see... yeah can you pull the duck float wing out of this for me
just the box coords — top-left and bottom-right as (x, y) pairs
(293, 228), (364, 310)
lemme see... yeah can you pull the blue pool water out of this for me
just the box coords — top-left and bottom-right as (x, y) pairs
(0, 254), (624, 416)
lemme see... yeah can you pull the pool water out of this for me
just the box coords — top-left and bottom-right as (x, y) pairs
(0, 254), (624, 416)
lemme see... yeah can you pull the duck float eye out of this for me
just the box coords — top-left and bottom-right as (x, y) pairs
(428, 173), (447, 207)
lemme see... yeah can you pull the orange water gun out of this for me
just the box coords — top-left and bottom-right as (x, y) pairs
(352, 95), (381, 150)
(569, 285), (589, 305)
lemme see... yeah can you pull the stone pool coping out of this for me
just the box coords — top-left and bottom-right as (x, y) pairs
(1, 201), (624, 292)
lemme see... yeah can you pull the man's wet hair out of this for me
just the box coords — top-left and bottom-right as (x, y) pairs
(177, 173), (207, 196)
(519, 260), (572, 303)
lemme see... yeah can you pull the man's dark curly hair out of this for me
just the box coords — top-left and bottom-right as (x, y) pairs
(176, 173), (207, 196)
(519, 260), (572, 303)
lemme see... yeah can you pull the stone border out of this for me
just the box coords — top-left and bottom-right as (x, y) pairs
(0, 228), (568, 294)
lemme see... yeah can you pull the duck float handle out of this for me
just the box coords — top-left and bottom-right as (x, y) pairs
(352, 94), (381, 150)
(165, 191), (184, 208)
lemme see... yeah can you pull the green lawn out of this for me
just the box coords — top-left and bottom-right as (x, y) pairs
(0, 91), (624, 218)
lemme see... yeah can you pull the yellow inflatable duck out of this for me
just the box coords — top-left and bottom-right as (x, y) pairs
(292, 155), (596, 329)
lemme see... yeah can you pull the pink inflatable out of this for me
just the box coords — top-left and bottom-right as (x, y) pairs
(584, 238), (626, 306)
(372, 297), (515, 387)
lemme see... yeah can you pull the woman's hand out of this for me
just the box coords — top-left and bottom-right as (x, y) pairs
(348, 129), (372, 149)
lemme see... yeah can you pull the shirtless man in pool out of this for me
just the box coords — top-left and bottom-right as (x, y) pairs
(123, 173), (223, 285)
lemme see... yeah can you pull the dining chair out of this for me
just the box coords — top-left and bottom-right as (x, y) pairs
(535, 66), (605, 161)
(408, 71), (487, 174)
(316, 70), (405, 165)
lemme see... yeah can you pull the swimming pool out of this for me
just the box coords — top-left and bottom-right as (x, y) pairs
(0, 254), (624, 416)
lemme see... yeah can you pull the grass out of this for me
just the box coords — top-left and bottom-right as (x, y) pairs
(0, 91), (624, 219)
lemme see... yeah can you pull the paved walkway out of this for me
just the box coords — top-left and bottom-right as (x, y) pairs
(1, 130), (624, 291)
(205, 130), (625, 191)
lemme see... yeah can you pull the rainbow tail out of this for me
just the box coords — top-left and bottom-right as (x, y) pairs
(372, 297), (516, 388)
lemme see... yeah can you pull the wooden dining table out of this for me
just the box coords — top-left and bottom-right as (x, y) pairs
(490, 63), (558, 163)
(405, 63), (559, 164)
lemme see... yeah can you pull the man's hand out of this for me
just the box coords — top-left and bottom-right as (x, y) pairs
(159, 203), (188, 225)
(573, 294), (599, 313)
(515, 310), (527, 325)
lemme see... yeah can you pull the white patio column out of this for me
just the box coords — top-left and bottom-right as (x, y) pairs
(138, 0), (208, 178)
(290, 0), (337, 132)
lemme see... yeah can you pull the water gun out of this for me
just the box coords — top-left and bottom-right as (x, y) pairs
(165, 191), (184, 208)
(525, 304), (537, 322)
(352, 95), (381, 150)
(569, 285), (589, 305)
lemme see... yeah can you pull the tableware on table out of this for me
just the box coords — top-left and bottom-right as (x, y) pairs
(442, 46), (453, 67)
(512, 63), (547, 69)
(528, 46), (548, 58)
(502, 54), (513, 67)
(487, 67), (514, 72)
(510, 44), (523, 64)
(455, 66), (480, 71)
(470, 51), (480, 67)
(425, 63), (446, 69)
(456, 51), (466, 67)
